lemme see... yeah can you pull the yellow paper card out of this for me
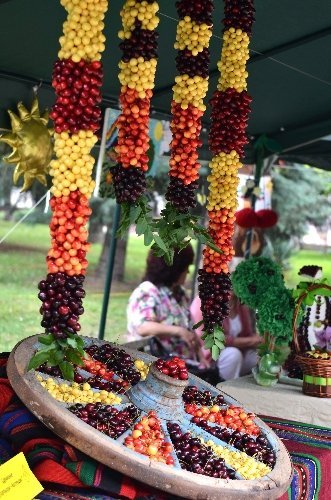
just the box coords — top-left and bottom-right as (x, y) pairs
(0, 452), (43, 499)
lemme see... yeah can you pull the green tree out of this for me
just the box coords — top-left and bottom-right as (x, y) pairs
(266, 165), (331, 266)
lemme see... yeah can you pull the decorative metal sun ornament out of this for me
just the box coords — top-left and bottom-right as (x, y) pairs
(0, 97), (53, 191)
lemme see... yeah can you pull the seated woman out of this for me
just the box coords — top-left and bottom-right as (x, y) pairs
(126, 245), (200, 359)
(191, 293), (262, 380)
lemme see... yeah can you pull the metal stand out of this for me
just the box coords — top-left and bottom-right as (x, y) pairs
(98, 203), (121, 340)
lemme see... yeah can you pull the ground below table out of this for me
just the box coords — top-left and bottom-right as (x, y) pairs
(217, 375), (331, 427)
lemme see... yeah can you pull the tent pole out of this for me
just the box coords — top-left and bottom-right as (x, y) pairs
(244, 149), (264, 259)
(98, 203), (121, 340)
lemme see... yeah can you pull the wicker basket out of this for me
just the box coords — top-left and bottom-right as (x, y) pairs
(293, 283), (331, 398)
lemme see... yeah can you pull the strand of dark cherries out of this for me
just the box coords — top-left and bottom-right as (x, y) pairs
(69, 403), (140, 439)
(167, 422), (236, 479)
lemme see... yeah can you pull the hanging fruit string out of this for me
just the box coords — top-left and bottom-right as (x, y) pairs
(165, 0), (214, 213)
(30, 0), (108, 378)
(146, 0), (222, 265)
(198, 0), (255, 358)
(112, 0), (159, 205)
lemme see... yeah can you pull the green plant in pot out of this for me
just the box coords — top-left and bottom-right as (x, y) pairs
(232, 257), (298, 386)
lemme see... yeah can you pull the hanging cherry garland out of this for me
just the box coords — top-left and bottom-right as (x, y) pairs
(31, 0), (108, 375)
(143, 0), (221, 264)
(198, 0), (255, 357)
(165, 0), (214, 213)
(112, 0), (160, 204)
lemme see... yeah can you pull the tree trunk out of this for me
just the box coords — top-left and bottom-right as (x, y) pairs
(88, 219), (105, 244)
(96, 225), (128, 282)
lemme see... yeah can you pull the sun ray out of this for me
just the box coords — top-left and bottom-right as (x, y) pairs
(36, 173), (48, 186)
(40, 110), (50, 125)
(0, 132), (18, 148)
(22, 172), (35, 192)
(4, 150), (21, 164)
(8, 110), (23, 133)
(13, 164), (24, 184)
(17, 102), (31, 121)
(30, 97), (40, 119)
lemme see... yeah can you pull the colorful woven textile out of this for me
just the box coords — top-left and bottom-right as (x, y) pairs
(261, 416), (331, 500)
(0, 353), (330, 499)
(0, 355), (166, 500)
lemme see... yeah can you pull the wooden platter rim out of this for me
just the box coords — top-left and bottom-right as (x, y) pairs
(7, 335), (293, 499)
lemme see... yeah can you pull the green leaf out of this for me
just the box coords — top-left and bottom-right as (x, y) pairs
(129, 205), (142, 224)
(59, 361), (74, 381)
(144, 230), (154, 246)
(27, 350), (51, 371)
(39, 341), (58, 352)
(153, 234), (168, 253)
(211, 345), (221, 361)
(67, 337), (78, 349)
(65, 348), (84, 366)
(304, 292), (316, 306)
(214, 338), (225, 350)
(315, 288), (331, 297)
(136, 218), (148, 236)
(204, 336), (215, 349)
(213, 326), (225, 341)
(48, 349), (64, 365)
(75, 345), (86, 357)
(38, 334), (55, 345)
(75, 336), (85, 348)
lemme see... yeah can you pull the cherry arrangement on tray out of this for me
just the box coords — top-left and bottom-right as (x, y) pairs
(34, 340), (275, 480)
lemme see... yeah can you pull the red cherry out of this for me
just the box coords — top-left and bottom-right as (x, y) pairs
(58, 305), (70, 316)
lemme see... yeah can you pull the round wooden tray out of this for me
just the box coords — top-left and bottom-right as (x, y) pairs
(7, 335), (292, 499)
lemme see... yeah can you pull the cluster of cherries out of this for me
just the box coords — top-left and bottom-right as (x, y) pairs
(176, 48), (210, 79)
(82, 357), (115, 381)
(176, 0), (214, 24)
(195, 420), (275, 468)
(154, 357), (189, 380)
(208, 89), (252, 157)
(38, 363), (62, 378)
(112, 164), (147, 204)
(125, 411), (174, 465)
(197, 270), (232, 332)
(168, 103), (203, 184)
(203, 210), (235, 274)
(165, 177), (198, 213)
(187, 404), (260, 436)
(182, 385), (225, 406)
(85, 344), (141, 385)
(69, 403), (140, 439)
(167, 423), (235, 478)
(115, 88), (152, 172)
(223, 0), (255, 35)
(38, 273), (85, 338)
(120, 25), (158, 62)
(50, 59), (103, 134)
(47, 192), (91, 275)
(86, 376), (129, 395)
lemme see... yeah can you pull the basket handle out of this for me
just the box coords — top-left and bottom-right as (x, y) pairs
(292, 283), (331, 353)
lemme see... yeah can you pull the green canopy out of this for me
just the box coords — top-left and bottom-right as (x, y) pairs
(1, 0), (331, 167)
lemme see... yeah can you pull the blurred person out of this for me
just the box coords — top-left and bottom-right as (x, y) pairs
(126, 245), (204, 361)
(190, 292), (262, 380)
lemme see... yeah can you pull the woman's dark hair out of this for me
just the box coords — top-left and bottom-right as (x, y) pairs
(143, 244), (194, 287)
